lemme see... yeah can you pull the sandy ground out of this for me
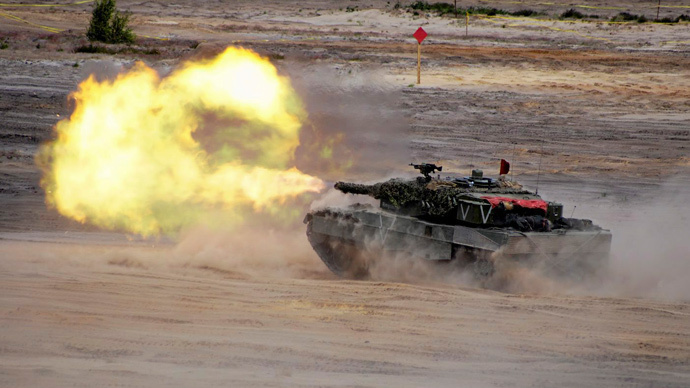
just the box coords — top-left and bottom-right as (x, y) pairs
(2, 240), (689, 387)
(1, 1), (689, 387)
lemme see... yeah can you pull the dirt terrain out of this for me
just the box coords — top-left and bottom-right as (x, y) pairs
(1, 1), (689, 387)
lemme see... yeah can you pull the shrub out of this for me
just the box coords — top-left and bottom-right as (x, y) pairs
(466, 6), (505, 16)
(561, 9), (585, 19)
(409, 1), (455, 15)
(511, 9), (541, 17)
(657, 14), (690, 23)
(404, 2), (542, 17)
(142, 48), (160, 55)
(75, 44), (117, 54)
(610, 12), (646, 23)
(75, 44), (159, 55)
(87, 0), (135, 44)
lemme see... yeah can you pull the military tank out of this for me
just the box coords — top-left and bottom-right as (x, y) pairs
(304, 162), (611, 279)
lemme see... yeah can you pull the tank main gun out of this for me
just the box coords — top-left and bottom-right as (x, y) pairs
(335, 179), (425, 209)
(334, 182), (382, 197)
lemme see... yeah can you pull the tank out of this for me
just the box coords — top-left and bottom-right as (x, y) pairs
(304, 162), (612, 279)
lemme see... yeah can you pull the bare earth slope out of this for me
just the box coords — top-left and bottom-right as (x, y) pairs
(1, 1), (689, 387)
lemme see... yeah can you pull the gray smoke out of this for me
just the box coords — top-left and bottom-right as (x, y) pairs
(288, 64), (412, 181)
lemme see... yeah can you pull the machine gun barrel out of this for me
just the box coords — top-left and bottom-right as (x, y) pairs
(410, 163), (442, 181)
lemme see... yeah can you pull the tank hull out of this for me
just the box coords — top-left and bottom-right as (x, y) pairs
(305, 207), (612, 279)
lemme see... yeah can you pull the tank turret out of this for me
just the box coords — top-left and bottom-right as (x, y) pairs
(332, 164), (572, 230)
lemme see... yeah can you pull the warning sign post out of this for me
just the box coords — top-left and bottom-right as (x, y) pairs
(413, 27), (427, 84)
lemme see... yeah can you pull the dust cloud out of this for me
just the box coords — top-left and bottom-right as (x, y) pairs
(171, 223), (330, 279)
(0, 222), (329, 281)
(598, 176), (690, 301)
(289, 64), (412, 181)
(78, 60), (126, 82)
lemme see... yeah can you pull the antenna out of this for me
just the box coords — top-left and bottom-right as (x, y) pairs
(570, 205), (577, 218)
(511, 141), (517, 181)
(535, 137), (544, 195)
(468, 128), (475, 172)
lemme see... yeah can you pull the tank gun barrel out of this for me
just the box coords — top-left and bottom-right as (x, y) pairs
(334, 182), (380, 197)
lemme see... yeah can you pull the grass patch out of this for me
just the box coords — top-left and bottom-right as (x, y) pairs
(559, 8), (600, 20)
(402, 2), (543, 17)
(75, 44), (117, 54)
(141, 48), (160, 55)
(657, 14), (690, 23)
(0, 40), (8, 50)
(610, 12), (647, 23)
(75, 44), (160, 55)
(609, 11), (689, 23)
(560, 9), (585, 19)
(400, 2), (685, 24)
(407, 1), (455, 15)
(509, 9), (542, 17)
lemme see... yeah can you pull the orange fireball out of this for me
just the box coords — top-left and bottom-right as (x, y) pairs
(38, 47), (324, 236)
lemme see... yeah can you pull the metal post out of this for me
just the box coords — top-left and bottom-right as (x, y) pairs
(417, 42), (421, 84)
(656, 0), (661, 21)
(466, 11), (469, 37)
(536, 137), (544, 195)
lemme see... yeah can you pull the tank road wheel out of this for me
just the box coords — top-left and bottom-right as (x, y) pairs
(306, 223), (369, 279)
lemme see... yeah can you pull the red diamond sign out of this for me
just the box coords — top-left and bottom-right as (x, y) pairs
(413, 27), (427, 44)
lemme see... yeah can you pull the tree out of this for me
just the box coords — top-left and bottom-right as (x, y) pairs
(87, 0), (135, 44)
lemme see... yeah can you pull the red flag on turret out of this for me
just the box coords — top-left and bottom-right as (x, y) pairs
(500, 159), (510, 175)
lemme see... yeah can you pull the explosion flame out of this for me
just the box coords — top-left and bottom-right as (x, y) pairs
(38, 47), (324, 236)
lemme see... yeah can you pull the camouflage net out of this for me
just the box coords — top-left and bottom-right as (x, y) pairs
(423, 186), (465, 217)
(375, 179), (424, 208)
(335, 176), (531, 219)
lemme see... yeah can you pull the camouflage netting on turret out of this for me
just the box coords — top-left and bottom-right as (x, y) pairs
(335, 175), (533, 219)
(422, 186), (464, 217)
(376, 179), (424, 208)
